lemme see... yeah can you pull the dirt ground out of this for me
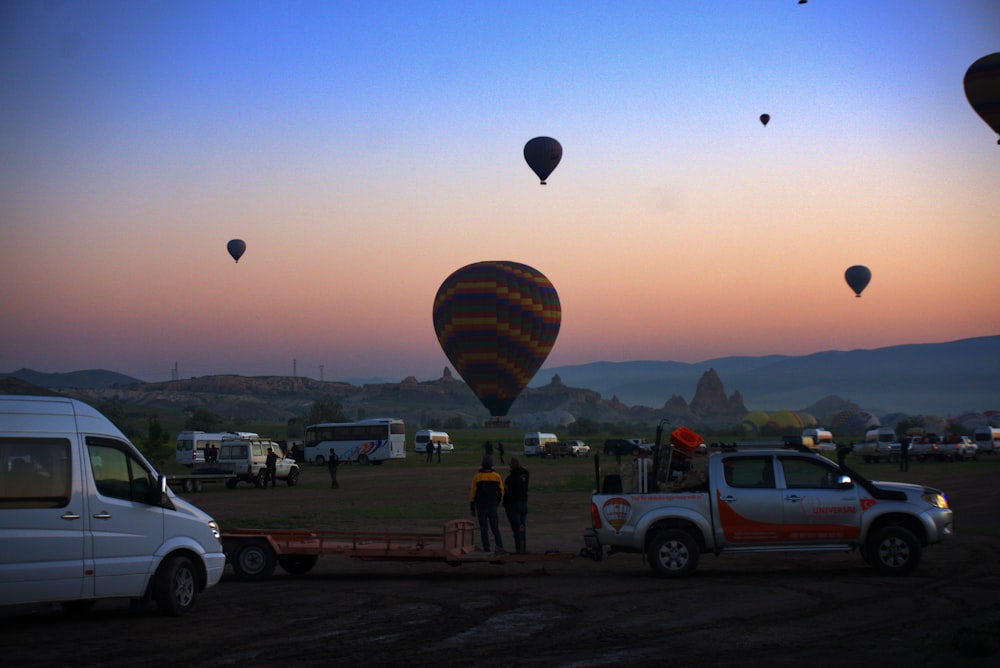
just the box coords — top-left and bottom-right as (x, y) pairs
(3, 455), (999, 667)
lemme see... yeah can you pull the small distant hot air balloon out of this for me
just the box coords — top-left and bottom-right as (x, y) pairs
(523, 137), (562, 185)
(844, 265), (871, 298)
(433, 261), (561, 417)
(964, 52), (1000, 144)
(227, 239), (246, 263)
(760, 114), (770, 127)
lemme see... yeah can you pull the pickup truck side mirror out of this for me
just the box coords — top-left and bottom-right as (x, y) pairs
(836, 474), (853, 488)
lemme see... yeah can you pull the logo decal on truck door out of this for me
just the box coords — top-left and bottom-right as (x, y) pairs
(601, 497), (632, 534)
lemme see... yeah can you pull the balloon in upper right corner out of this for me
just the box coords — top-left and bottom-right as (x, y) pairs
(844, 265), (871, 298)
(964, 52), (1000, 144)
(523, 137), (563, 185)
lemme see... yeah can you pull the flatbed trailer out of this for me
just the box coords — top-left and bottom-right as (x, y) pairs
(221, 520), (574, 580)
(166, 466), (237, 493)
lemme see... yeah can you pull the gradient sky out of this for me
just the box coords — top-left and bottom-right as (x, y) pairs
(2, 0), (999, 384)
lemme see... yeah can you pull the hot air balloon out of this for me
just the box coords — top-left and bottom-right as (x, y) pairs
(227, 239), (246, 263)
(760, 113), (770, 127)
(844, 265), (871, 298)
(433, 261), (561, 417)
(523, 137), (562, 185)
(964, 52), (1000, 144)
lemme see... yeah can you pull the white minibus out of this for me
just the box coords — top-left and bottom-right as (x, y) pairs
(175, 430), (257, 466)
(414, 430), (454, 453)
(523, 432), (558, 456)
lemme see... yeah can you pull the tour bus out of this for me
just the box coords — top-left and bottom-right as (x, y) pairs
(175, 430), (258, 466)
(413, 430), (454, 453)
(302, 418), (406, 465)
(972, 426), (1000, 455)
(523, 432), (559, 456)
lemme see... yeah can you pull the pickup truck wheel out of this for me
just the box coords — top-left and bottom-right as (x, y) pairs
(284, 468), (299, 486)
(231, 541), (276, 581)
(866, 526), (921, 576)
(278, 554), (318, 575)
(154, 555), (198, 616)
(647, 529), (699, 578)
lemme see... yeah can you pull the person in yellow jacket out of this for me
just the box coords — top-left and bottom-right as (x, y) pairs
(469, 455), (505, 553)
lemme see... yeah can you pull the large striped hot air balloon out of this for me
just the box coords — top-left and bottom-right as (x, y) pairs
(964, 52), (1000, 144)
(433, 261), (561, 417)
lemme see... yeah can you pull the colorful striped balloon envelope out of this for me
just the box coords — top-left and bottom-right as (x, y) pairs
(433, 261), (561, 417)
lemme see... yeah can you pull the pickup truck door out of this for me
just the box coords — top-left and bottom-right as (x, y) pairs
(775, 455), (862, 542)
(712, 455), (785, 546)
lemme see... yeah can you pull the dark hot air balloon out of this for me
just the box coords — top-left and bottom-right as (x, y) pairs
(760, 114), (770, 127)
(433, 261), (561, 417)
(227, 239), (246, 263)
(964, 52), (1000, 144)
(844, 265), (871, 298)
(523, 137), (562, 185)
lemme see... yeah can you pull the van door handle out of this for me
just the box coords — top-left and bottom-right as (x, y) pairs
(92, 511), (112, 520)
(61, 512), (81, 520)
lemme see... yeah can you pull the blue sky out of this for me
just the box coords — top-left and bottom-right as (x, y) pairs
(2, 1), (999, 383)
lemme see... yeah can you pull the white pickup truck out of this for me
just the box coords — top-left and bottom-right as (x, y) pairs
(583, 447), (953, 577)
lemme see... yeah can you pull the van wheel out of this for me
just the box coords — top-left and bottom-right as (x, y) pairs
(315, 455), (325, 466)
(154, 555), (198, 616)
(278, 554), (318, 575)
(284, 469), (299, 486)
(231, 541), (276, 581)
(647, 529), (699, 578)
(866, 525), (921, 576)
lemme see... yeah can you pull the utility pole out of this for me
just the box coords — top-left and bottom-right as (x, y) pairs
(293, 358), (297, 378)
(319, 364), (324, 382)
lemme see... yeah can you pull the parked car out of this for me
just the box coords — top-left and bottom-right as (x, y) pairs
(566, 440), (590, 456)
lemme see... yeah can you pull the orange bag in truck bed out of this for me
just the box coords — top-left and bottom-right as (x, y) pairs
(670, 426), (702, 456)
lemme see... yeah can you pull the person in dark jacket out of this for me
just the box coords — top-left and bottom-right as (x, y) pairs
(264, 447), (278, 487)
(327, 448), (340, 489)
(469, 455), (505, 553)
(503, 457), (530, 553)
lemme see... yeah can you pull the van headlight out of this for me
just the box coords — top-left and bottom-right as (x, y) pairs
(208, 520), (221, 540)
(922, 492), (949, 509)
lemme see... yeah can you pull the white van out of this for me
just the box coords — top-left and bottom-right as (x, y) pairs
(1, 395), (226, 615)
(176, 430), (258, 466)
(802, 428), (835, 451)
(972, 426), (999, 454)
(523, 432), (558, 456)
(413, 430), (454, 453)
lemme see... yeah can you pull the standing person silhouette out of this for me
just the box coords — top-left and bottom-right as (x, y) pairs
(497, 441), (505, 464)
(503, 457), (530, 553)
(469, 455), (505, 554)
(264, 447), (278, 487)
(327, 448), (340, 489)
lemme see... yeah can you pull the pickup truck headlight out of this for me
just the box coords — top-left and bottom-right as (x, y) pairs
(208, 520), (221, 540)
(922, 492), (949, 509)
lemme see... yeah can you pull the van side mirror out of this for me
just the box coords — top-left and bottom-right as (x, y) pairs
(158, 475), (174, 508)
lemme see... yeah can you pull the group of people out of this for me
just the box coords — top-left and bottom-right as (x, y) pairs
(425, 442), (442, 463)
(468, 454), (529, 554)
(203, 444), (219, 463)
(482, 440), (506, 463)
